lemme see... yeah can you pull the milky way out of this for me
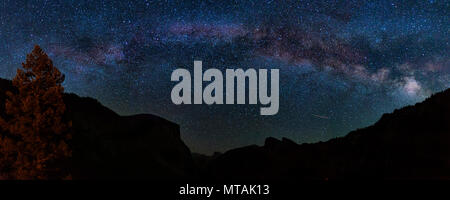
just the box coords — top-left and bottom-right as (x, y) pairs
(0, 0), (448, 153)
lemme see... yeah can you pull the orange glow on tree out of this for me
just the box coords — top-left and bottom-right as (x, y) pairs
(0, 45), (72, 180)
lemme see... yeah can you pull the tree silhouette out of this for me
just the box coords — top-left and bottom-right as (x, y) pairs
(0, 45), (71, 180)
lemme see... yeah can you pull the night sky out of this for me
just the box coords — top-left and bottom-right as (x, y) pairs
(0, 0), (448, 154)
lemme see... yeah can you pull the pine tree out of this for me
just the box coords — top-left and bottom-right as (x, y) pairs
(0, 45), (71, 179)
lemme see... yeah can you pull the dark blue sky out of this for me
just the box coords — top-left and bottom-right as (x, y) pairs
(0, 0), (448, 153)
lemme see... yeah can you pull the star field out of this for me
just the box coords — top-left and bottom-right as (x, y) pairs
(0, 0), (449, 153)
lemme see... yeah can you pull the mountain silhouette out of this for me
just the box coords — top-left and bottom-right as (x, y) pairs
(0, 77), (449, 179)
(204, 88), (450, 180)
(0, 78), (195, 179)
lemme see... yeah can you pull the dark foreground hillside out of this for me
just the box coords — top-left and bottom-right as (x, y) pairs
(0, 78), (449, 180)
